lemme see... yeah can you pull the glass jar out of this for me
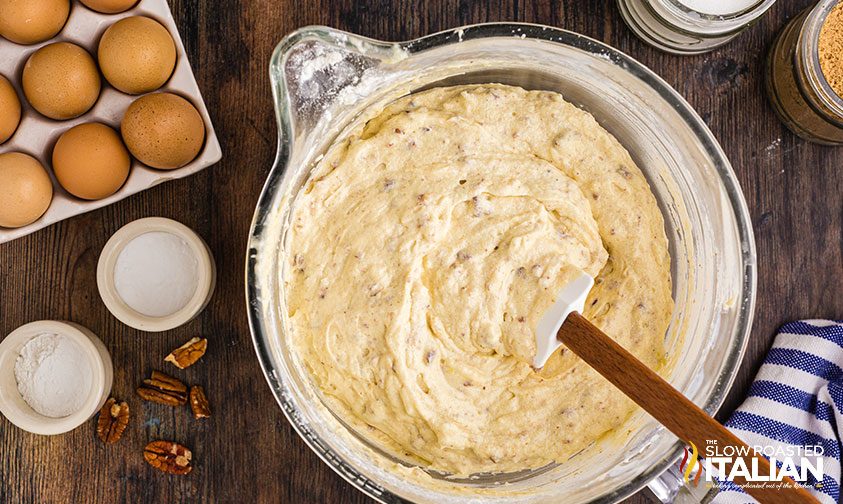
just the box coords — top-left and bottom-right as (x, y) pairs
(618, 0), (776, 54)
(766, 0), (843, 145)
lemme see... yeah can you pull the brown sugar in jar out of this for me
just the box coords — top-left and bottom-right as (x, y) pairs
(820, 2), (843, 98)
(766, 0), (843, 145)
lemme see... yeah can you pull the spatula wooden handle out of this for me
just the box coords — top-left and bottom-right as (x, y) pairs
(559, 312), (818, 504)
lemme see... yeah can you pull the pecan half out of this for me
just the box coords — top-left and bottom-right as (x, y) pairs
(164, 337), (207, 369)
(146, 370), (187, 393)
(137, 370), (187, 406)
(189, 385), (211, 419)
(96, 398), (129, 444)
(143, 440), (193, 475)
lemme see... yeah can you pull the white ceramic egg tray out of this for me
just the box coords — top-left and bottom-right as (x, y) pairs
(0, 0), (222, 244)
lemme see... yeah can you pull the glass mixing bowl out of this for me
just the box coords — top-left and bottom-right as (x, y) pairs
(246, 23), (756, 503)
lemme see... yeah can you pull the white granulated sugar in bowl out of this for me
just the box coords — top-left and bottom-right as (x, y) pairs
(113, 231), (199, 318)
(14, 333), (94, 418)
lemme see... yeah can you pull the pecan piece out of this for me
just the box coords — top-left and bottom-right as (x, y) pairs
(143, 440), (193, 475)
(96, 398), (129, 444)
(189, 385), (211, 419)
(137, 370), (187, 406)
(137, 388), (185, 407)
(164, 337), (207, 369)
(146, 370), (187, 393)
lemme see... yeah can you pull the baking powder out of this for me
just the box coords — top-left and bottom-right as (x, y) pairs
(114, 231), (199, 317)
(14, 333), (93, 418)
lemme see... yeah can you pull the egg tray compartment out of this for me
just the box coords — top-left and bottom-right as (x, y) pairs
(0, 0), (222, 245)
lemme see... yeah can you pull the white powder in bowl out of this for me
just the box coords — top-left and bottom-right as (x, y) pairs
(113, 231), (199, 318)
(676, 0), (759, 15)
(14, 333), (94, 418)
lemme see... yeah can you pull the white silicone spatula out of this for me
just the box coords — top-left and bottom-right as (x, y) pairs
(535, 272), (818, 504)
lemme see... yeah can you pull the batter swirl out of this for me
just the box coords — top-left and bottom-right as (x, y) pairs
(286, 84), (672, 475)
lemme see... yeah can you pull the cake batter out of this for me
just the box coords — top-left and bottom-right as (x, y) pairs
(285, 84), (672, 475)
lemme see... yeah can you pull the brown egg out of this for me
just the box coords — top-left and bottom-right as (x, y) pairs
(0, 152), (53, 228)
(98, 16), (176, 95)
(53, 123), (130, 200)
(0, 0), (69, 45)
(121, 93), (205, 169)
(79, 0), (138, 14)
(0, 75), (21, 144)
(23, 42), (101, 120)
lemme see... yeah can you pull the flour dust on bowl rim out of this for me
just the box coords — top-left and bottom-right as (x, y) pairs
(245, 23), (756, 504)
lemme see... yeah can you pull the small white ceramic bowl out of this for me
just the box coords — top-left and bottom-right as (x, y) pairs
(0, 320), (113, 435)
(97, 217), (216, 332)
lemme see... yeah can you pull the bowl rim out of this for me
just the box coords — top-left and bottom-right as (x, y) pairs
(246, 22), (757, 504)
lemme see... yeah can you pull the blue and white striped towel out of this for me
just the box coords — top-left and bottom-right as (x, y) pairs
(713, 319), (843, 504)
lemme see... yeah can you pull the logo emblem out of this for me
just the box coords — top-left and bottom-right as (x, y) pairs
(679, 441), (702, 487)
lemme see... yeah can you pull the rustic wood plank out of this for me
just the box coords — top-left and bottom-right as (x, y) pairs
(0, 1), (840, 503)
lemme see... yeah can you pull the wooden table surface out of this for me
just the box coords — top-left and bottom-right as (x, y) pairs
(1, 0), (841, 502)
